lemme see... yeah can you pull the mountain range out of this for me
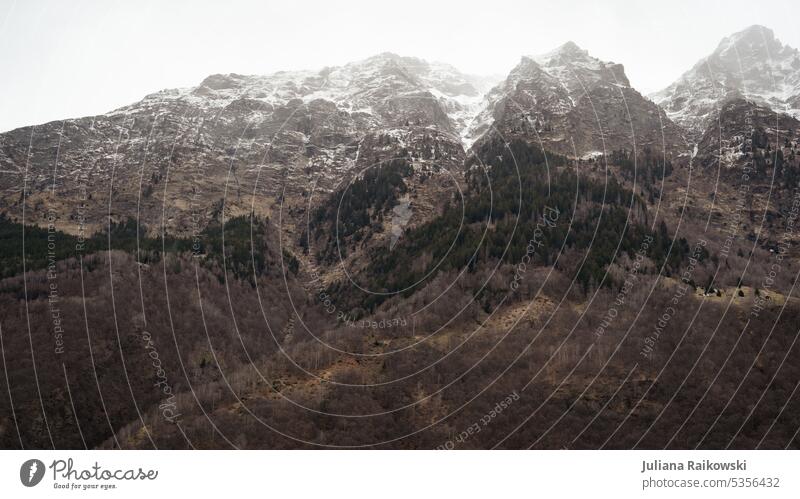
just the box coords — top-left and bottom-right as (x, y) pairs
(2, 25), (800, 450)
(2, 25), (797, 225)
(3, 25), (798, 236)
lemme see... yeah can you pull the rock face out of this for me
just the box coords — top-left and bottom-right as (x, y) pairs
(0, 53), (493, 237)
(0, 45), (698, 243)
(652, 25), (800, 139)
(16, 34), (800, 243)
(696, 97), (800, 171)
(122, 52), (492, 139)
(466, 42), (686, 158)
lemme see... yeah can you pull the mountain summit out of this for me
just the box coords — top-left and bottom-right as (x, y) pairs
(466, 41), (683, 156)
(651, 24), (800, 137)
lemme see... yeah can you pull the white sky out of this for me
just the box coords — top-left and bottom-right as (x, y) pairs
(1, 0), (798, 132)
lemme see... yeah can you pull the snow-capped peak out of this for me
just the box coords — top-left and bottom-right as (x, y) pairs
(651, 25), (800, 138)
(533, 41), (594, 67)
(110, 53), (497, 144)
(462, 42), (633, 147)
(529, 41), (630, 91)
(714, 24), (777, 57)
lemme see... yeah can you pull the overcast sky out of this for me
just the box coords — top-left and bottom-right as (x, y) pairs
(1, 0), (799, 132)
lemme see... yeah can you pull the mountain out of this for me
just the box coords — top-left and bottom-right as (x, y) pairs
(0, 53), (496, 239)
(651, 25), (800, 183)
(5, 42), (800, 452)
(164, 52), (493, 136)
(652, 25), (800, 138)
(466, 42), (686, 157)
